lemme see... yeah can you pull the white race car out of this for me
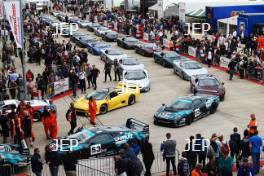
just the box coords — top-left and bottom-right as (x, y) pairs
(173, 60), (208, 81)
(100, 48), (128, 64)
(0, 99), (55, 122)
(120, 57), (144, 73)
(120, 69), (150, 92)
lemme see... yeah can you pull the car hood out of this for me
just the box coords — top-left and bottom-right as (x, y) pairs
(0, 151), (28, 165)
(107, 54), (128, 61)
(73, 98), (89, 110)
(123, 78), (150, 88)
(155, 107), (192, 120)
(184, 68), (208, 77)
(121, 64), (144, 71)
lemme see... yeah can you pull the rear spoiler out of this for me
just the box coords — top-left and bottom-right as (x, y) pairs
(126, 118), (149, 134)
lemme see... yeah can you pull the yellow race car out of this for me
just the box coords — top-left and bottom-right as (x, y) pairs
(73, 87), (140, 115)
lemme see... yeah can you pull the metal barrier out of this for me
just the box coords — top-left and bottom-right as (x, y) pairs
(76, 150), (180, 176)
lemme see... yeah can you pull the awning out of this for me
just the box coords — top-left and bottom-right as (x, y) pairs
(218, 15), (238, 26)
(186, 9), (205, 18)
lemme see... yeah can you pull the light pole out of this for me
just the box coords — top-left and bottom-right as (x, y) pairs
(19, 0), (27, 100)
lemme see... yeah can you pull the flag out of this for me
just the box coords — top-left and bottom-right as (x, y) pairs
(3, 0), (22, 48)
(0, 0), (3, 19)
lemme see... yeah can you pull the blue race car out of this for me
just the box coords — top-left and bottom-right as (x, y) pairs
(0, 142), (30, 169)
(46, 118), (149, 159)
(154, 95), (220, 127)
(89, 42), (112, 55)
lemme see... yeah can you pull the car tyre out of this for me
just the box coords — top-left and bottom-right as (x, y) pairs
(162, 61), (166, 67)
(186, 116), (193, 125)
(181, 72), (186, 80)
(100, 104), (108, 114)
(220, 94), (225, 101)
(154, 120), (158, 125)
(33, 111), (41, 122)
(210, 102), (218, 114)
(128, 95), (135, 105)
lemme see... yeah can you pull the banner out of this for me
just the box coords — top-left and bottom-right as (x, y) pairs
(188, 46), (196, 57)
(3, 1), (22, 48)
(0, 0), (3, 20)
(54, 78), (69, 95)
(143, 33), (149, 41)
(220, 56), (231, 69)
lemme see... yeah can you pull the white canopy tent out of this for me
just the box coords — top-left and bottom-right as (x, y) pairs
(217, 15), (238, 35)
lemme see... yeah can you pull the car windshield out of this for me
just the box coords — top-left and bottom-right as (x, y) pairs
(165, 53), (180, 59)
(95, 44), (109, 48)
(99, 27), (108, 31)
(107, 50), (123, 55)
(122, 59), (139, 65)
(183, 62), (202, 69)
(85, 90), (108, 100)
(124, 71), (146, 80)
(126, 37), (138, 42)
(165, 99), (192, 111)
(198, 79), (219, 86)
(144, 44), (154, 49)
(79, 20), (89, 23)
(68, 129), (95, 143)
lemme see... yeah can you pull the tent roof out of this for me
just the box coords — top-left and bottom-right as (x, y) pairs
(186, 9), (205, 18)
(218, 15), (238, 25)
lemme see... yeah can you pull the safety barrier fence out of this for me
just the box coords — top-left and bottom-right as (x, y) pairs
(76, 150), (180, 176)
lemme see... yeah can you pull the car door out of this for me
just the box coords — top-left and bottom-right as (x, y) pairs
(107, 90), (125, 110)
(88, 133), (116, 157)
(192, 99), (207, 120)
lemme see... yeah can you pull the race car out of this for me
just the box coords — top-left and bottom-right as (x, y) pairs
(100, 48), (127, 63)
(190, 74), (226, 101)
(76, 36), (98, 48)
(94, 26), (112, 36)
(120, 57), (144, 73)
(87, 23), (102, 32)
(117, 36), (139, 49)
(46, 118), (149, 159)
(173, 60), (208, 81)
(0, 99), (55, 122)
(0, 141), (30, 169)
(153, 51), (185, 68)
(117, 69), (150, 92)
(70, 32), (86, 43)
(88, 42), (112, 55)
(102, 31), (119, 42)
(153, 95), (220, 127)
(135, 43), (161, 57)
(73, 87), (140, 115)
(77, 20), (92, 28)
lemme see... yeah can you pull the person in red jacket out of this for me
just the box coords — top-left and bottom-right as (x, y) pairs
(88, 96), (97, 126)
(49, 109), (58, 139)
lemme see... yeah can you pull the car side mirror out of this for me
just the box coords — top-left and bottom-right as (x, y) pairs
(105, 50), (108, 54)
(162, 103), (165, 106)
(222, 82), (225, 85)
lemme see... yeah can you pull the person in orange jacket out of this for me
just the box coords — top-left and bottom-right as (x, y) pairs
(248, 114), (257, 136)
(191, 164), (204, 176)
(88, 96), (97, 126)
(41, 106), (57, 139)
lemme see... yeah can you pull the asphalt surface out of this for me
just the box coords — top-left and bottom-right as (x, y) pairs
(10, 15), (264, 156)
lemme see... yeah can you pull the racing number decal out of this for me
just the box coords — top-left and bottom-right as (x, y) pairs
(194, 109), (201, 118)
(90, 144), (102, 155)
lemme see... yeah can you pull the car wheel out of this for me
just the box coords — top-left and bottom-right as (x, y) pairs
(128, 95), (135, 105)
(33, 111), (41, 122)
(186, 116), (193, 125)
(181, 72), (186, 80)
(100, 104), (108, 114)
(162, 61), (166, 67)
(220, 94), (225, 101)
(210, 102), (218, 114)
(154, 120), (158, 125)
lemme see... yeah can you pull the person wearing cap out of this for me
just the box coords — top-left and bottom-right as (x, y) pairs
(248, 114), (257, 136)
(237, 158), (254, 176)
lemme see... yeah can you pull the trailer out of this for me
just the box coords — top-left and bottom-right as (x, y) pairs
(206, 4), (264, 32)
(238, 13), (264, 37)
